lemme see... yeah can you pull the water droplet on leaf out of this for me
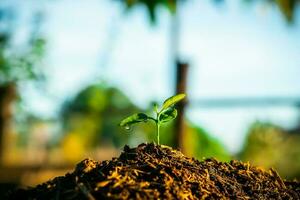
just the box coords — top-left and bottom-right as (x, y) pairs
(124, 125), (131, 130)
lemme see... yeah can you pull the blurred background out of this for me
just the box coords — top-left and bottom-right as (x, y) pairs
(0, 0), (300, 196)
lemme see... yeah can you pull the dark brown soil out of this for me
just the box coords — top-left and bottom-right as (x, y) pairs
(8, 143), (300, 199)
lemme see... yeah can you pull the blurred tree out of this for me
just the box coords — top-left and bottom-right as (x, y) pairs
(60, 83), (142, 161)
(239, 122), (300, 179)
(0, 6), (45, 164)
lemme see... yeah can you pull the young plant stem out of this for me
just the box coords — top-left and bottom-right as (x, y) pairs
(157, 123), (160, 145)
(156, 111), (161, 145)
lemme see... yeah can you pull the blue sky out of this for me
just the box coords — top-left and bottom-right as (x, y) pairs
(14, 0), (300, 152)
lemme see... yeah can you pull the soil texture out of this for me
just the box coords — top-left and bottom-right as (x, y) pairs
(8, 143), (300, 199)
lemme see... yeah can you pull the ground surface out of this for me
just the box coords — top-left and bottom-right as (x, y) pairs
(8, 143), (300, 199)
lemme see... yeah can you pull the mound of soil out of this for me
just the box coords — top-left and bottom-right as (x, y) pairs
(8, 143), (299, 199)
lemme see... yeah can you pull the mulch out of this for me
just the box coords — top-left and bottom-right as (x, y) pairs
(8, 143), (300, 199)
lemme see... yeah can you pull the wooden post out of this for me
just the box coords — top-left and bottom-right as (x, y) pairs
(169, 1), (189, 151)
(0, 83), (16, 165)
(174, 61), (188, 151)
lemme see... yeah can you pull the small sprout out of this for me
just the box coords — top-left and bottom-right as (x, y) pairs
(119, 94), (186, 145)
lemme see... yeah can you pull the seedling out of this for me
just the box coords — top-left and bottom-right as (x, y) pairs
(119, 94), (186, 145)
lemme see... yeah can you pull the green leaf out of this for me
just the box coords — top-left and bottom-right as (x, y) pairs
(158, 108), (177, 124)
(165, 0), (177, 14)
(162, 93), (186, 111)
(119, 113), (149, 129)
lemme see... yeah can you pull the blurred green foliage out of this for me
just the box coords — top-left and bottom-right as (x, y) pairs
(120, 0), (177, 23)
(0, 8), (45, 85)
(246, 0), (300, 23)
(239, 122), (300, 179)
(183, 124), (231, 161)
(61, 83), (140, 148)
(118, 0), (300, 24)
